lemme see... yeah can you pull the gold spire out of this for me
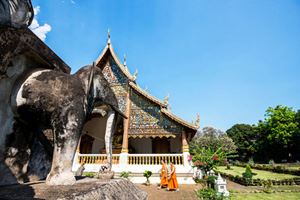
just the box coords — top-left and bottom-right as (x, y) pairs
(163, 94), (169, 105)
(163, 94), (171, 110)
(123, 54), (127, 66)
(194, 113), (200, 127)
(107, 29), (111, 45)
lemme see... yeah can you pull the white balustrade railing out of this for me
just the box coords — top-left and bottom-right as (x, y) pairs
(128, 154), (183, 165)
(77, 153), (184, 165)
(78, 153), (120, 164)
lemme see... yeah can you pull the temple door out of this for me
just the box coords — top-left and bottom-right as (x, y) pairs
(152, 138), (170, 153)
(80, 134), (94, 154)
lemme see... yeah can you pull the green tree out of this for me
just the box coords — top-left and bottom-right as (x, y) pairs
(190, 126), (237, 153)
(291, 109), (300, 161)
(257, 105), (299, 162)
(190, 127), (237, 174)
(226, 124), (257, 162)
(242, 164), (253, 185)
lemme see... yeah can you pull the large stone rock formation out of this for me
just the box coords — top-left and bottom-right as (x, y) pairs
(0, 178), (148, 200)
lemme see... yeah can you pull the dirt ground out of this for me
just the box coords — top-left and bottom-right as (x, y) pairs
(1, 179), (299, 200)
(137, 184), (202, 200)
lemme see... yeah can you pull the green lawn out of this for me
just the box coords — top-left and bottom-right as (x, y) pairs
(217, 166), (300, 180)
(231, 192), (300, 200)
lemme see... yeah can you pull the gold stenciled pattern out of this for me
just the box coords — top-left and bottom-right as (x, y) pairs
(102, 58), (128, 113)
(101, 56), (186, 136)
(102, 58), (128, 85)
(129, 90), (183, 136)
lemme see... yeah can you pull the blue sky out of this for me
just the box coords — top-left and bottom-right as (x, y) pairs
(32, 0), (300, 131)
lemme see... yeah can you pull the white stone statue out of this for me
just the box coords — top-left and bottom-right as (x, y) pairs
(215, 173), (230, 197)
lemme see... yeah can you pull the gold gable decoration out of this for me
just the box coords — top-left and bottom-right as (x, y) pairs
(95, 32), (199, 136)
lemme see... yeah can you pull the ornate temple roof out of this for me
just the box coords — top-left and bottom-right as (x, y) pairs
(129, 82), (166, 107)
(95, 33), (199, 133)
(95, 34), (134, 82)
(161, 108), (199, 130)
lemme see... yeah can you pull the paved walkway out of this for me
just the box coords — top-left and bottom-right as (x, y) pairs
(137, 184), (202, 200)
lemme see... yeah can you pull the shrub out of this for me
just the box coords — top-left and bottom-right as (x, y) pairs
(196, 188), (225, 200)
(268, 159), (275, 166)
(207, 175), (217, 189)
(83, 172), (95, 178)
(248, 157), (254, 165)
(262, 180), (272, 193)
(120, 171), (131, 179)
(242, 165), (253, 185)
(226, 163), (231, 170)
(194, 177), (206, 185)
(143, 170), (152, 185)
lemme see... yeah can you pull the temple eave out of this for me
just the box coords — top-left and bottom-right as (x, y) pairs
(129, 82), (166, 107)
(161, 108), (199, 131)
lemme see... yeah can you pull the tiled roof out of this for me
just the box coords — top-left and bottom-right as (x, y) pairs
(95, 39), (199, 132)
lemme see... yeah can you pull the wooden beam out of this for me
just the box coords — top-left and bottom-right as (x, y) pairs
(121, 86), (131, 153)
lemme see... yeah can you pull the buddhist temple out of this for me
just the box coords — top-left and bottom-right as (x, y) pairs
(72, 33), (200, 183)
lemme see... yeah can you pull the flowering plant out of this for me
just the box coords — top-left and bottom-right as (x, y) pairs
(191, 147), (227, 174)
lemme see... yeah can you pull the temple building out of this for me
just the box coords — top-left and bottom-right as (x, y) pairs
(72, 33), (200, 183)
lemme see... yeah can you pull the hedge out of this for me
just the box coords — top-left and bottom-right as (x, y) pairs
(233, 163), (300, 176)
(216, 171), (300, 186)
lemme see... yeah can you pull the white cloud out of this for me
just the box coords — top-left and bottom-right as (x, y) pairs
(61, 0), (76, 4)
(29, 6), (52, 41)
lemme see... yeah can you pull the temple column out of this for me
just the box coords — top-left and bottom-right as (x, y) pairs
(182, 131), (190, 168)
(119, 87), (131, 168)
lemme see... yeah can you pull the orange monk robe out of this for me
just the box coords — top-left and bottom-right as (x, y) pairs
(168, 164), (179, 190)
(160, 163), (168, 187)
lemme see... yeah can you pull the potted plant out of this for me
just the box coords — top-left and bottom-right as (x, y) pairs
(143, 170), (152, 186)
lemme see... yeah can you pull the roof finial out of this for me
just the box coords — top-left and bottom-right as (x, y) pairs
(132, 69), (138, 81)
(163, 94), (170, 108)
(194, 113), (200, 127)
(123, 54), (127, 66)
(107, 28), (111, 45)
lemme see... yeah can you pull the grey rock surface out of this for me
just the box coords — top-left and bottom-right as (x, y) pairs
(60, 179), (148, 200)
(0, 178), (148, 200)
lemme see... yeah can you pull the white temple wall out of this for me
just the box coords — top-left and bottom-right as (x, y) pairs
(82, 115), (108, 153)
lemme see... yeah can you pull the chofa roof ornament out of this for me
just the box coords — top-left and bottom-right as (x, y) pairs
(132, 69), (138, 81)
(107, 28), (111, 45)
(194, 113), (200, 127)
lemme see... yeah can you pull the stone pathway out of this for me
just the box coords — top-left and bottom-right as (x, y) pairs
(137, 184), (202, 200)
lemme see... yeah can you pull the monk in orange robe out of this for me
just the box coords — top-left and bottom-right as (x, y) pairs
(167, 161), (179, 191)
(159, 160), (168, 188)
